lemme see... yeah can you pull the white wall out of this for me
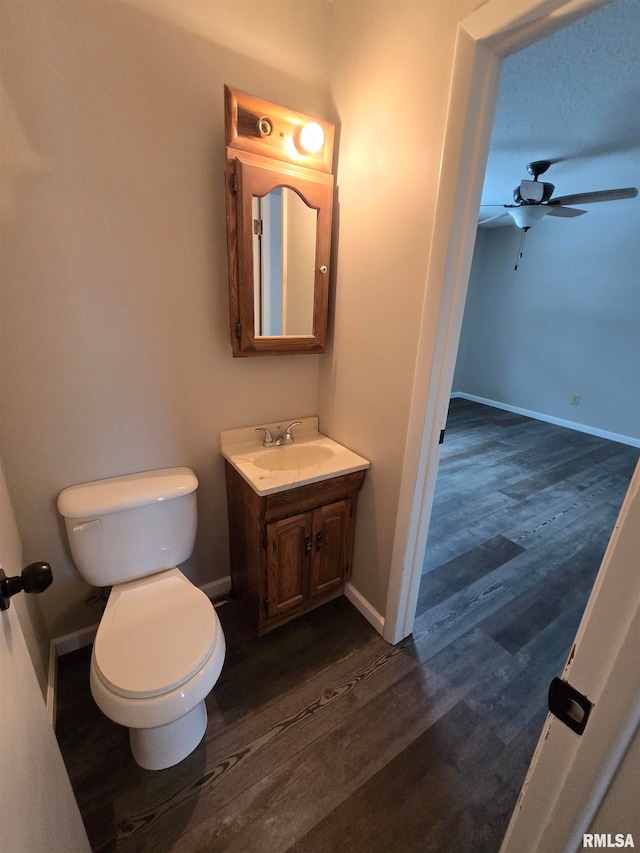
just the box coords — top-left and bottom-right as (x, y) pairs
(454, 204), (640, 442)
(322, 0), (478, 614)
(0, 0), (333, 637)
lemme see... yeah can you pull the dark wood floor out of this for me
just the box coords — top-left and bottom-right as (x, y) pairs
(55, 400), (639, 852)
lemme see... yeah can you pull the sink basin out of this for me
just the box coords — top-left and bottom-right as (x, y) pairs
(253, 444), (336, 471)
(220, 417), (370, 496)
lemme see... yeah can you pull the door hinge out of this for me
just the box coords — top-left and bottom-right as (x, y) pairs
(235, 322), (242, 340)
(262, 597), (269, 611)
(253, 218), (263, 236)
(263, 534), (269, 549)
(230, 173), (238, 193)
(548, 677), (593, 735)
(439, 428), (446, 445)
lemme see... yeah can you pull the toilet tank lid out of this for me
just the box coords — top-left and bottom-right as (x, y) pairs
(57, 467), (198, 518)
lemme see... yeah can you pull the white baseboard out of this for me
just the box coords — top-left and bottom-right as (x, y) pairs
(198, 575), (232, 601)
(345, 582), (385, 635)
(451, 392), (640, 449)
(47, 641), (58, 729)
(52, 623), (99, 658)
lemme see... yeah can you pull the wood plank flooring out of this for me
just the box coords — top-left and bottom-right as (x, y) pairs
(55, 400), (639, 852)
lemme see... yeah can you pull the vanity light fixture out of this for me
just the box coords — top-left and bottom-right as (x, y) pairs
(298, 121), (325, 155)
(224, 86), (334, 173)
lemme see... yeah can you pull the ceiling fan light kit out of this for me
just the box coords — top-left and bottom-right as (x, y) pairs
(480, 160), (638, 234)
(508, 205), (550, 229)
(478, 160), (638, 271)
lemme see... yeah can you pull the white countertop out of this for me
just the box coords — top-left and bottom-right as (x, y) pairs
(220, 416), (370, 496)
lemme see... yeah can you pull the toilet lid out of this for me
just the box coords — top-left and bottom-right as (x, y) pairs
(93, 570), (218, 699)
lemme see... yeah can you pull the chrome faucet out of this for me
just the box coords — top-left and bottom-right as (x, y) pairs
(255, 421), (302, 447)
(255, 427), (275, 447)
(281, 421), (302, 444)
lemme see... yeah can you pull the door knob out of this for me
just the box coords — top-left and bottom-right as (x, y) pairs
(0, 562), (53, 611)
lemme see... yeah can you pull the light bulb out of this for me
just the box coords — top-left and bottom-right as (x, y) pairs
(299, 122), (324, 154)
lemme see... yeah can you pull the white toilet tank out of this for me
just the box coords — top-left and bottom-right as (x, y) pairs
(57, 467), (198, 587)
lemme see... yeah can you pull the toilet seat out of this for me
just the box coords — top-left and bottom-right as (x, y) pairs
(93, 569), (217, 699)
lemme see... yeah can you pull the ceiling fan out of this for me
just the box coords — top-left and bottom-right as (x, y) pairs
(479, 160), (638, 230)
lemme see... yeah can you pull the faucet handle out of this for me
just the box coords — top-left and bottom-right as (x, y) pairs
(282, 421), (302, 443)
(255, 427), (275, 447)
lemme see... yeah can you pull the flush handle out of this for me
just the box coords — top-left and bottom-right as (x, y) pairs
(72, 519), (100, 533)
(0, 562), (53, 611)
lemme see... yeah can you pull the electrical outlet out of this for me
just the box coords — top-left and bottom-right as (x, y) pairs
(570, 394), (581, 406)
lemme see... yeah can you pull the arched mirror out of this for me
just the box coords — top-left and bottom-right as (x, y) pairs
(224, 86), (335, 357)
(253, 187), (316, 337)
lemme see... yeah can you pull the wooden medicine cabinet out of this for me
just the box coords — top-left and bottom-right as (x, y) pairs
(223, 86), (335, 357)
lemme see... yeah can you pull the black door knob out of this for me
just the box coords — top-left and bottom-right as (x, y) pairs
(0, 562), (53, 611)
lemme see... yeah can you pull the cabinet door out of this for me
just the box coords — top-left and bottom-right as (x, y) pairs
(310, 499), (350, 598)
(265, 513), (311, 619)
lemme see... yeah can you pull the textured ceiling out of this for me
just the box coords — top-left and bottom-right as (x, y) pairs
(479, 0), (640, 221)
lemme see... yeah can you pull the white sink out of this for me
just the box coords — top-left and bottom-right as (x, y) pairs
(220, 417), (370, 496)
(253, 444), (336, 471)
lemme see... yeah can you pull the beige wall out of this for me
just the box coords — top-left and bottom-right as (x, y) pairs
(0, 0), (332, 637)
(321, 0), (478, 614)
(1, 0), (481, 639)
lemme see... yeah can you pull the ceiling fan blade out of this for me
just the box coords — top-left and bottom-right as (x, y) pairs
(478, 213), (512, 228)
(546, 205), (587, 218)
(549, 187), (638, 206)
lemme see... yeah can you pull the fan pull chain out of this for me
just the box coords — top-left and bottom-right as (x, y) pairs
(514, 226), (530, 270)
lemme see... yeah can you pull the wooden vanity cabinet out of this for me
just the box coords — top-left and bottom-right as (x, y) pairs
(224, 462), (366, 633)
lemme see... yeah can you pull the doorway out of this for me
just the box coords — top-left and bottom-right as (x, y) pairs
(384, 0), (637, 646)
(420, 0), (640, 639)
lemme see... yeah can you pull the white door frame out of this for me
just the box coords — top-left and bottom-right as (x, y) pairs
(383, 0), (612, 646)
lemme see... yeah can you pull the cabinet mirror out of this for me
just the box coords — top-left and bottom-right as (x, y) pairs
(253, 187), (316, 337)
(224, 86), (335, 357)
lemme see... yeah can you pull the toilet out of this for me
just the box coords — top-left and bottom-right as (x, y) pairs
(57, 467), (225, 770)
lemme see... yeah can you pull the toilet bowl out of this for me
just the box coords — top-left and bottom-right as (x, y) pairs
(58, 467), (226, 770)
(90, 568), (225, 769)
